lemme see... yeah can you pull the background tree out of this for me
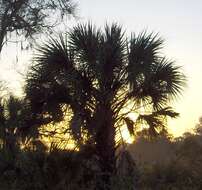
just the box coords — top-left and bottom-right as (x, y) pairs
(25, 23), (186, 188)
(194, 116), (202, 135)
(0, 0), (77, 53)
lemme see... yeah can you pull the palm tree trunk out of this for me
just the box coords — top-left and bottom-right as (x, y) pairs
(95, 105), (116, 189)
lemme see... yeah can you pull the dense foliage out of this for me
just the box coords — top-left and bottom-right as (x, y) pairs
(1, 127), (202, 190)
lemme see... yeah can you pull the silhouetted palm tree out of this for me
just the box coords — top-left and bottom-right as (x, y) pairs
(0, 96), (33, 150)
(25, 23), (186, 187)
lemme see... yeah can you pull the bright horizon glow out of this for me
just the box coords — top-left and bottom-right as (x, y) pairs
(1, 0), (202, 137)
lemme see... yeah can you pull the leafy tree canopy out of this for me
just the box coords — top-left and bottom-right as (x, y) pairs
(0, 0), (77, 52)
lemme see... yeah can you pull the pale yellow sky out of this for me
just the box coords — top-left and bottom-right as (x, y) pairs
(0, 0), (202, 137)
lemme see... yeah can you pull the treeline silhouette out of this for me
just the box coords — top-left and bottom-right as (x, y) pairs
(1, 114), (202, 190)
(0, 23), (187, 190)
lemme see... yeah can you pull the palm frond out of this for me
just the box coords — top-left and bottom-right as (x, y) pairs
(127, 32), (164, 104)
(137, 114), (164, 137)
(34, 34), (73, 72)
(123, 117), (135, 137)
(68, 23), (101, 75)
(102, 23), (126, 74)
(152, 107), (179, 118)
(153, 57), (186, 99)
(136, 107), (179, 137)
(143, 58), (186, 110)
(127, 32), (186, 110)
(25, 36), (76, 123)
(128, 31), (163, 70)
(98, 23), (126, 90)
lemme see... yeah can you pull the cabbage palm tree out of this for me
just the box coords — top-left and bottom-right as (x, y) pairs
(25, 23), (186, 187)
(0, 95), (38, 151)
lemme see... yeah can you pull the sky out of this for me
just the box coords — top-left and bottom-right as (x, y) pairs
(0, 0), (202, 136)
